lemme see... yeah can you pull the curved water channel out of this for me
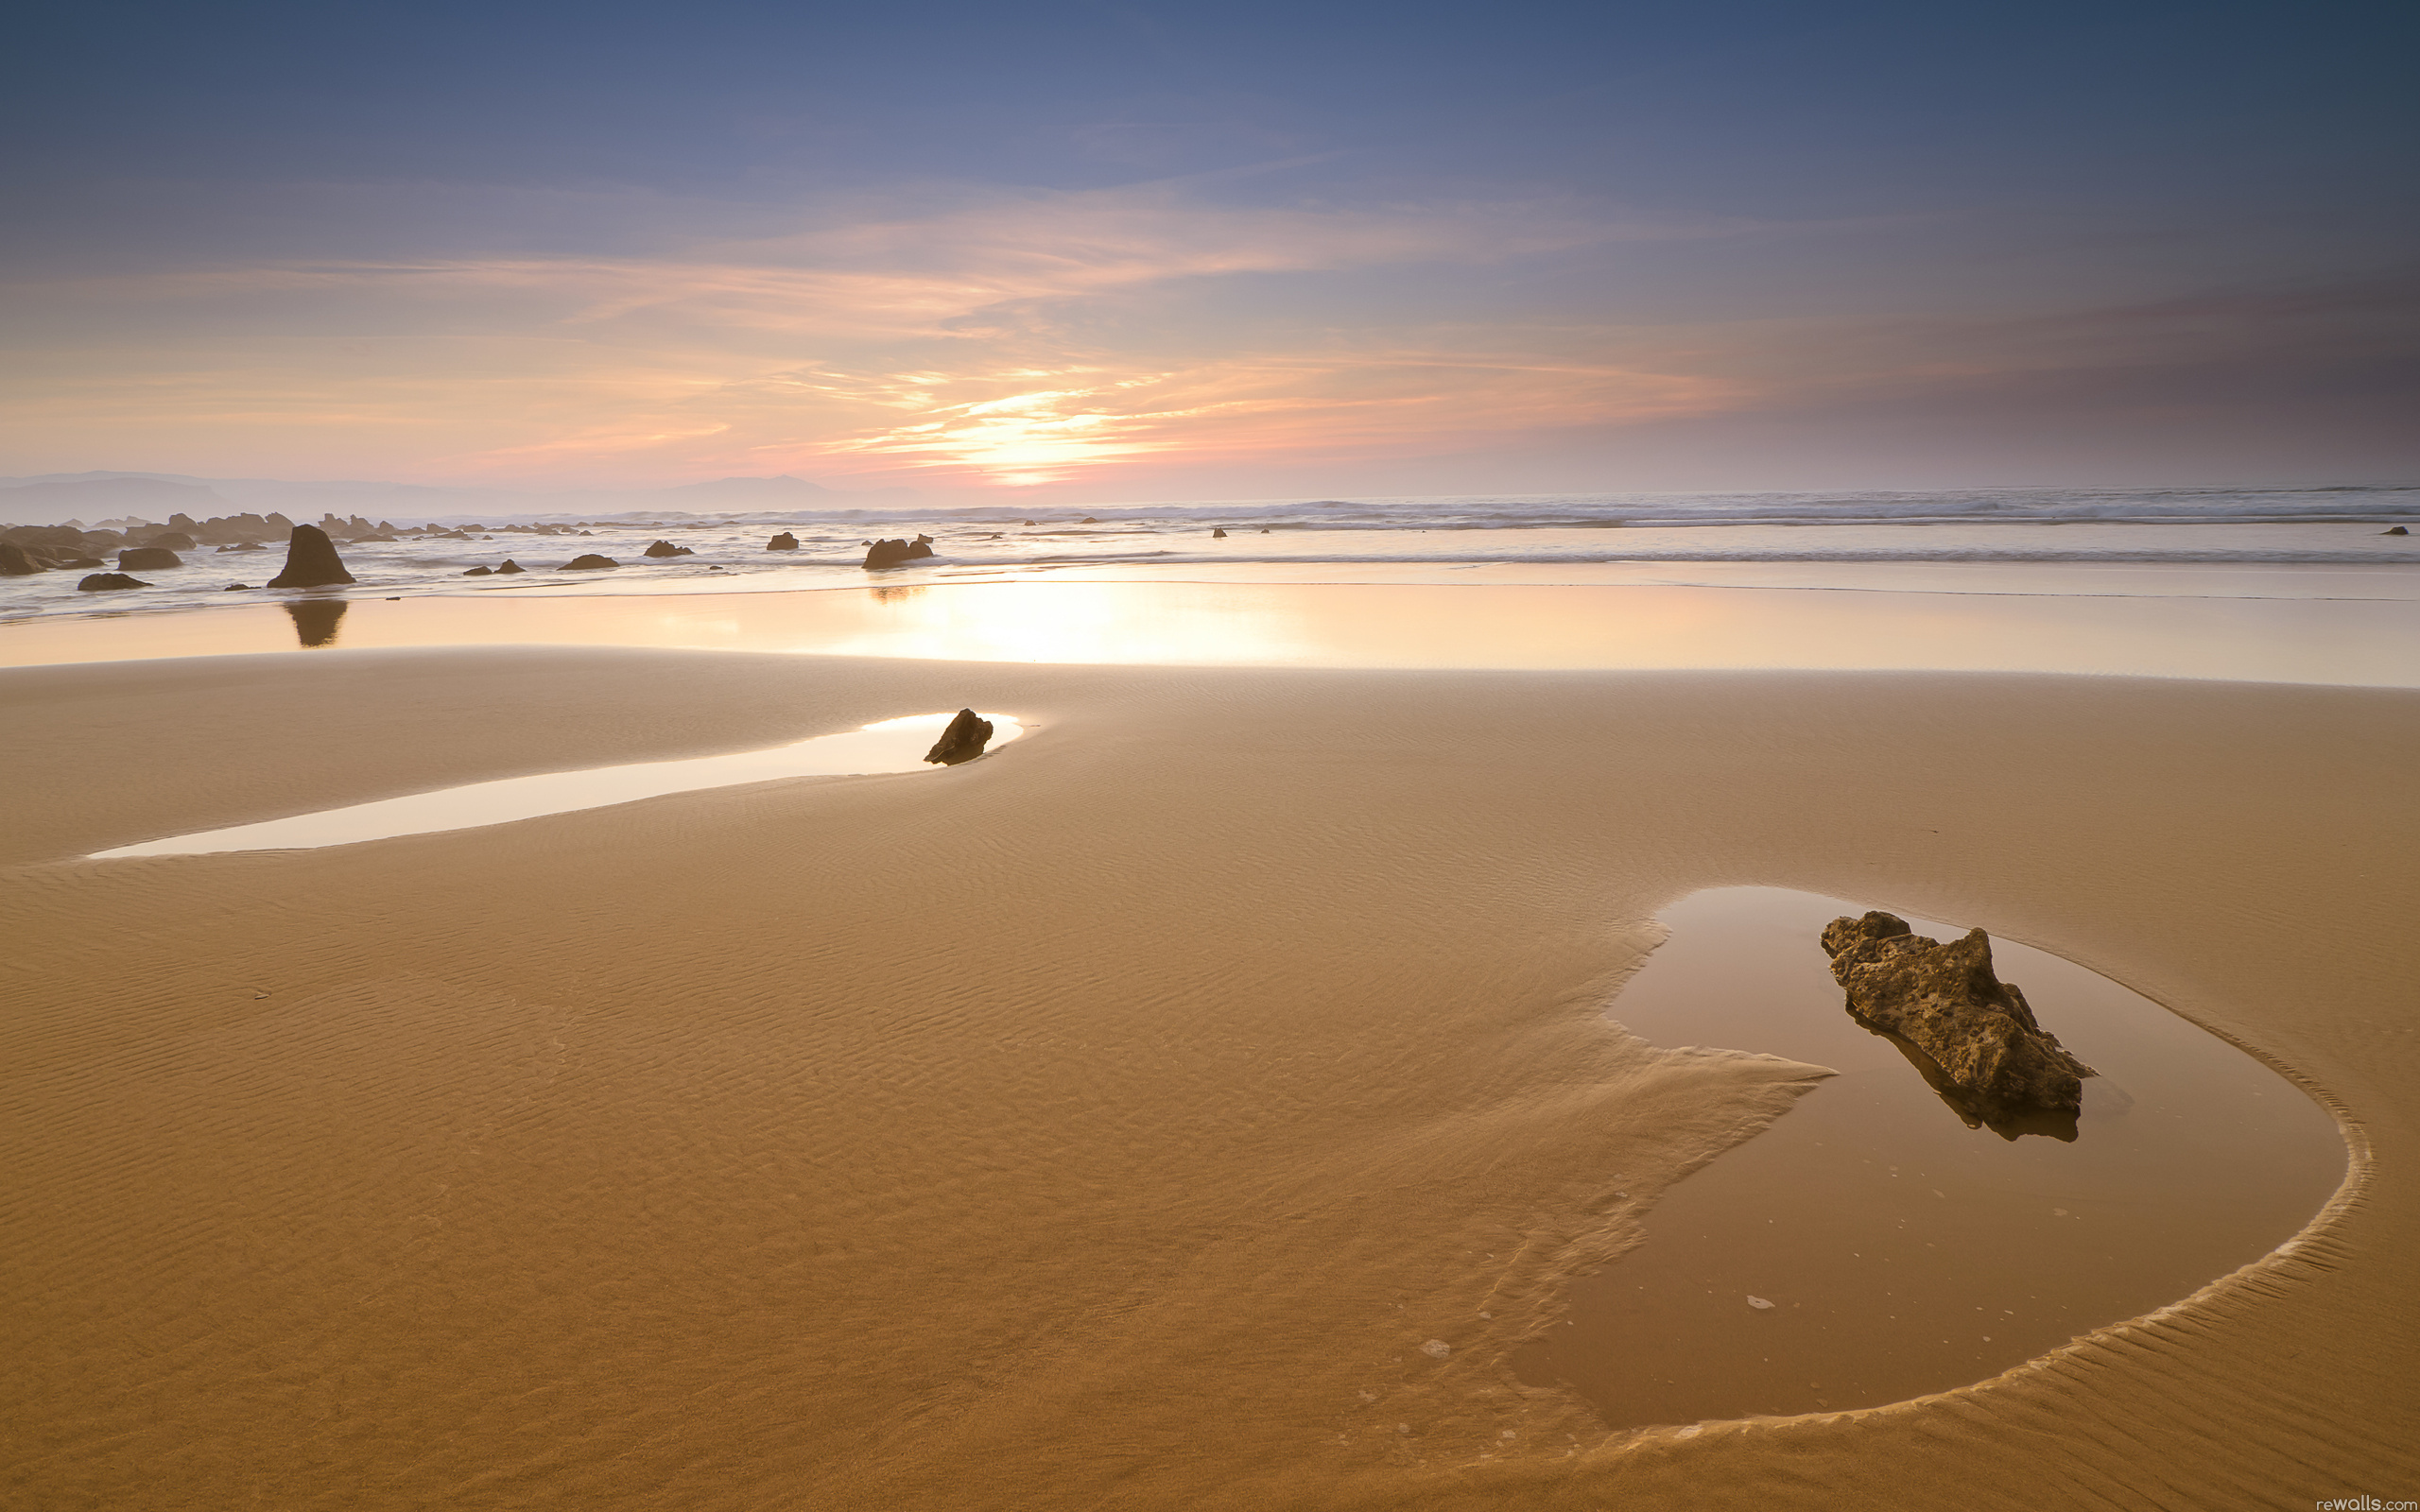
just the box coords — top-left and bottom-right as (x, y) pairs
(89, 711), (1022, 858)
(1512, 886), (2345, 1429)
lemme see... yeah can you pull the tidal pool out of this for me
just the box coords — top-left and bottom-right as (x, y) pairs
(90, 712), (1021, 858)
(1512, 886), (2345, 1428)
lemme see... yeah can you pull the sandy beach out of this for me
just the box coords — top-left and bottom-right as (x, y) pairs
(4, 633), (2414, 1509)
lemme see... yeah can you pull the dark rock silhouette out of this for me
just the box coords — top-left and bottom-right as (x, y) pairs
(225, 583), (252, 591)
(1260, 527), (1270, 533)
(78, 573), (149, 591)
(642, 539), (694, 558)
(143, 531), (198, 550)
(924, 709), (995, 765)
(767, 532), (800, 550)
(0, 541), (40, 576)
(118, 546), (183, 571)
(2386, 526), (2410, 536)
(864, 537), (936, 569)
(285, 599), (348, 647)
(268, 524), (356, 588)
(561, 554), (618, 570)
(1212, 527), (1227, 538)
(495, 559), (526, 574)
(1080, 516), (1099, 524)
(463, 566), (493, 576)
(1821, 911), (2094, 1127)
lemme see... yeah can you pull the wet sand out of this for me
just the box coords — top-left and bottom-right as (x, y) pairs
(3, 644), (2416, 1508)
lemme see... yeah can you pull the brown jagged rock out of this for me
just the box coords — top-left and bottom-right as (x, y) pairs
(1212, 527), (1227, 538)
(267, 524), (356, 588)
(642, 539), (694, 558)
(863, 537), (936, 569)
(767, 532), (800, 551)
(119, 546), (184, 571)
(2386, 525), (2410, 536)
(78, 572), (149, 591)
(924, 709), (995, 765)
(495, 559), (526, 574)
(561, 553), (618, 570)
(463, 566), (493, 576)
(0, 541), (42, 576)
(1820, 911), (2093, 1121)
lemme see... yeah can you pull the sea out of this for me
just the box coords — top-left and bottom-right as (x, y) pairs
(5, 484), (2417, 625)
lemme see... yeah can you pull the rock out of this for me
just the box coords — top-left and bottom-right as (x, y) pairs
(142, 530), (198, 550)
(1080, 516), (1098, 524)
(2386, 525), (2410, 536)
(864, 537), (936, 569)
(1212, 527), (1227, 538)
(1820, 912), (2094, 1124)
(1260, 527), (1270, 533)
(118, 546), (183, 571)
(225, 583), (252, 591)
(267, 524), (356, 588)
(495, 559), (526, 574)
(463, 566), (493, 576)
(0, 541), (41, 576)
(642, 539), (694, 558)
(78, 572), (149, 591)
(767, 532), (800, 550)
(923, 708), (995, 765)
(561, 553), (619, 570)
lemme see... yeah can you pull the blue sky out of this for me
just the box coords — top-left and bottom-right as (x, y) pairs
(4, 0), (2413, 496)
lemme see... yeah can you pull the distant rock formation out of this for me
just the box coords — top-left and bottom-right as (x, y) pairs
(495, 559), (526, 574)
(2386, 525), (2410, 536)
(864, 537), (936, 569)
(767, 532), (800, 550)
(1212, 527), (1227, 538)
(78, 572), (148, 591)
(642, 539), (695, 558)
(267, 524), (356, 588)
(118, 546), (183, 571)
(0, 541), (39, 576)
(561, 553), (618, 570)
(1821, 912), (2093, 1125)
(142, 530), (198, 550)
(924, 709), (995, 765)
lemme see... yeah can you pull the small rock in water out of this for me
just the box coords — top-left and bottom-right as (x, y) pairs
(1420, 1340), (1451, 1359)
(118, 546), (183, 571)
(267, 524), (356, 588)
(78, 572), (149, 591)
(463, 566), (493, 576)
(1212, 527), (1227, 538)
(1747, 1296), (1774, 1310)
(767, 532), (800, 551)
(495, 559), (526, 574)
(642, 539), (693, 558)
(863, 537), (935, 569)
(224, 582), (252, 591)
(2385, 525), (2410, 536)
(924, 708), (995, 765)
(560, 553), (619, 570)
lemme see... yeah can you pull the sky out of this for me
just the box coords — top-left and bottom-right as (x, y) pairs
(2, 0), (2414, 501)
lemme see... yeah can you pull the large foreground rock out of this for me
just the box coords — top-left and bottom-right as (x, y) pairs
(1820, 911), (2093, 1118)
(267, 524), (356, 588)
(0, 541), (41, 576)
(118, 546), (183, 571)
(924, 709), (994, 765)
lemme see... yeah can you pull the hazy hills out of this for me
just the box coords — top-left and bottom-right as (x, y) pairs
(0, 472), (923, 527)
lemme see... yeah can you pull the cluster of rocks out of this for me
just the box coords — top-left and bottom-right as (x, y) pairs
(642, 539), (695, 558)
(1819, 911), (2095, 1126)
(864, 534), (936, 568)
(462, 560), (527, 576)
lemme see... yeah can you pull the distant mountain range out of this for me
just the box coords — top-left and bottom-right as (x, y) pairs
(0, 472), (925, 527)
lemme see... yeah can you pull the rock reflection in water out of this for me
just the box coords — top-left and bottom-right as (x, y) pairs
(284, 599), (348, 647)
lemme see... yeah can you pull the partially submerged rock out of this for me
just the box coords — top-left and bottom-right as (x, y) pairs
(642, 539), (694, 558)
(1821, 912), (2093, 1125)
(2385, 525), (2410, 536)
(767, 532), (800, 551)
(118, 546), (183, 571)
(463, 565), (493, 576)
(924, 708), (995, 765)
(561, 553), (619, 570)
(143, 530), (198, 550)
(494, 558), (526, 574)
(0, 541), (40, 576)
(267, 524), (356, 588)
(1212, 527), (1227, 538)
(864, 537), (936, 569)
(78, 572), (149, 591)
